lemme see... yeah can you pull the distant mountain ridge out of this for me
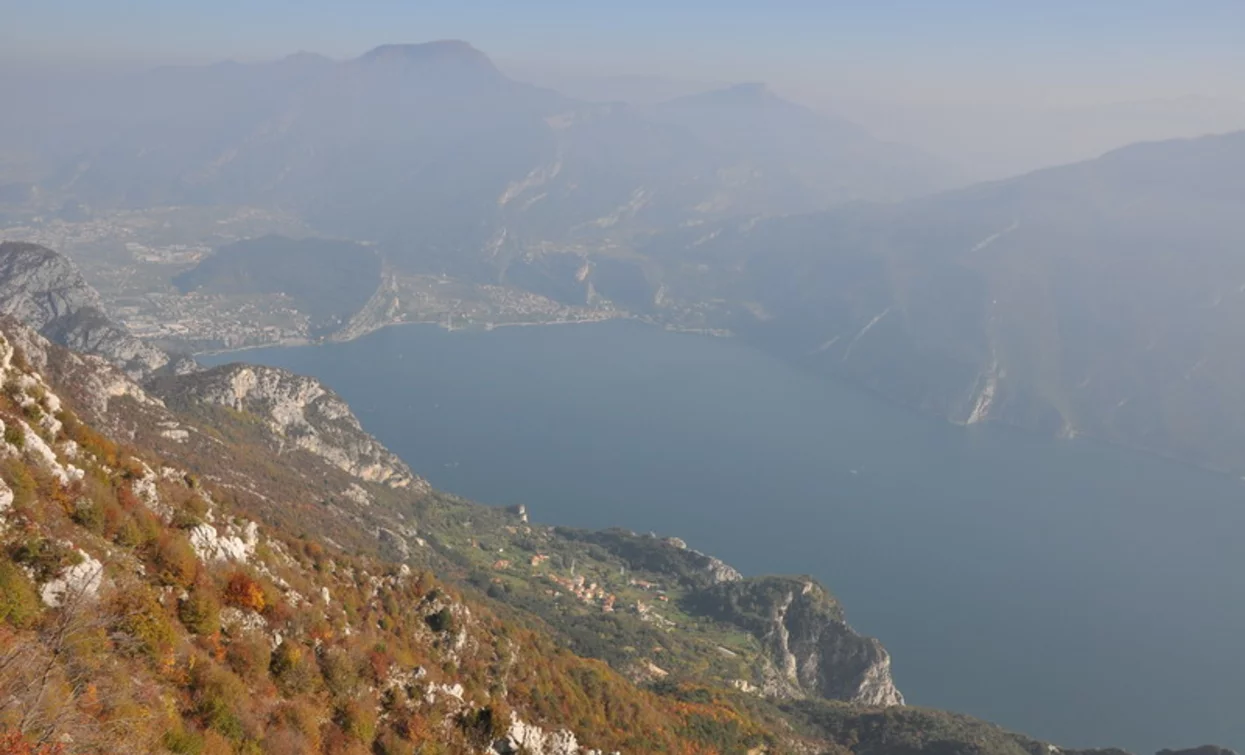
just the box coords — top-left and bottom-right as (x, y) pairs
(13, 71), (1240, 479)
(0, 41), (947, 275)
(669, 129), (1245, 475)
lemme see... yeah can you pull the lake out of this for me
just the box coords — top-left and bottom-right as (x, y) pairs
(203, 320), (1245, 754)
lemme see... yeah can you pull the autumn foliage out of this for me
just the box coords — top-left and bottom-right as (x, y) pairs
(0, 730), (65, 755)
(223, 572), (266, 612)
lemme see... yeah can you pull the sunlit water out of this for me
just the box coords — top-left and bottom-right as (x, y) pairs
(204, 320), (1245, 753)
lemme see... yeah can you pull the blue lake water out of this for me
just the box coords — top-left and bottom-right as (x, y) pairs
(203, 320), (1245, 754)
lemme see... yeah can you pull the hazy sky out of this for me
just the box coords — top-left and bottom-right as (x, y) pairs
(4, 0), (1244, 105)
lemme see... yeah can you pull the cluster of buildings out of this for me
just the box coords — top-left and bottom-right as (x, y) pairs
(546, 572), (617, 612)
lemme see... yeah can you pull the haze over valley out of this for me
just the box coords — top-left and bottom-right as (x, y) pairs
(4, 39), (1245, 475)
(2, 4), (1245, 753)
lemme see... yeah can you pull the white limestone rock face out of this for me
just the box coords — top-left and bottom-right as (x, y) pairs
(342, 483), (373, 507)
(160, 422), (190, 442)
(422, 682), (465, 706)
(701, 554), (742, 585)
(491, 713), (611, 755)
(40, 550), (104, 607)
(0, 336), (85, 483)
(688, 573), (902, 707)
(188, 522), (257, 563)
(0, 418), (12, 457)
(220, 607), (267, 634)
(130, 464), (173, 521)
(0, 477), (14, 514)
(851, 650), (903, 707)
(152, 364), (428, 490)
(1, 318), (164, 435)
(759, 580), (902, 706)
(16, 418), (79, 485)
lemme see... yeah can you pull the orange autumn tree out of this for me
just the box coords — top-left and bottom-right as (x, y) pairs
(222, 572), (265, 612)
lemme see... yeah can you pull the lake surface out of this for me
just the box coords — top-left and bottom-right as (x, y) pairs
(204, 321), (1245, 754)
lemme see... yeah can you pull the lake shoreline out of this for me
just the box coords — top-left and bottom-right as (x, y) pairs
(192, 317), (1245, 490)
(191, 312), (734, 358)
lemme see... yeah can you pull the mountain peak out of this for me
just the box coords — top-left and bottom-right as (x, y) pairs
(357, 40), (496, 71)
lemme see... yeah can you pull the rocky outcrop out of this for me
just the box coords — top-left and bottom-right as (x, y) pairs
(661, 536), (743, 584)
(685, 575), (903, 706)
(189, 520), (260, 563)
(39, 550), (104, 608)
(567, 530), (900, 707)
(150, 363), (426, 490)
(0, 326), (90, 487)
(0, 241), (180, 378)
(0, 315), (163, 432)
(0, 477), (13, 515)
(492, 712), (617, 755)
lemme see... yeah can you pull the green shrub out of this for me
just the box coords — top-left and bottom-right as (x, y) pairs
(109, 585), (177, 660)
(151, 533), (199, 588)
(10, 537), (80, 582)
(267, 701), (322, 753)
(171, 509), (204, 530)
(2, 377), (22, 401)
(373, 730), (417, 755)
(190, 662), (248, 740)
(270, 641), (319, 696)
(336, 696), (378, 744)
(185, 494), (210, 519)
(225, 630), (271, 684)
(3, 421), (25, 450)
(0, 458), (36, 509)
(426, 606), (456, 634)
(71, 498), (105, 533)
(178, 585), (221, 636)
(22, 402), (42, 423)
(0, 559), (41, 627)
(172, 494), (211, 530)
(459, 705), (508, 747)
(114, 516), (145, 548)
(162, 728), (206, 755)
(320, 646), (363, 699)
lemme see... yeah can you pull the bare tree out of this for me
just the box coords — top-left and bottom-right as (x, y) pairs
(0, 566), (158, 751)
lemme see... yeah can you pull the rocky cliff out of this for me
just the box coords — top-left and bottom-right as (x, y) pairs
(563, 528), (901, 707)
(0, 241), (180, 378)
(685, 575), (904, 706)
(150, 363), (426, 490)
